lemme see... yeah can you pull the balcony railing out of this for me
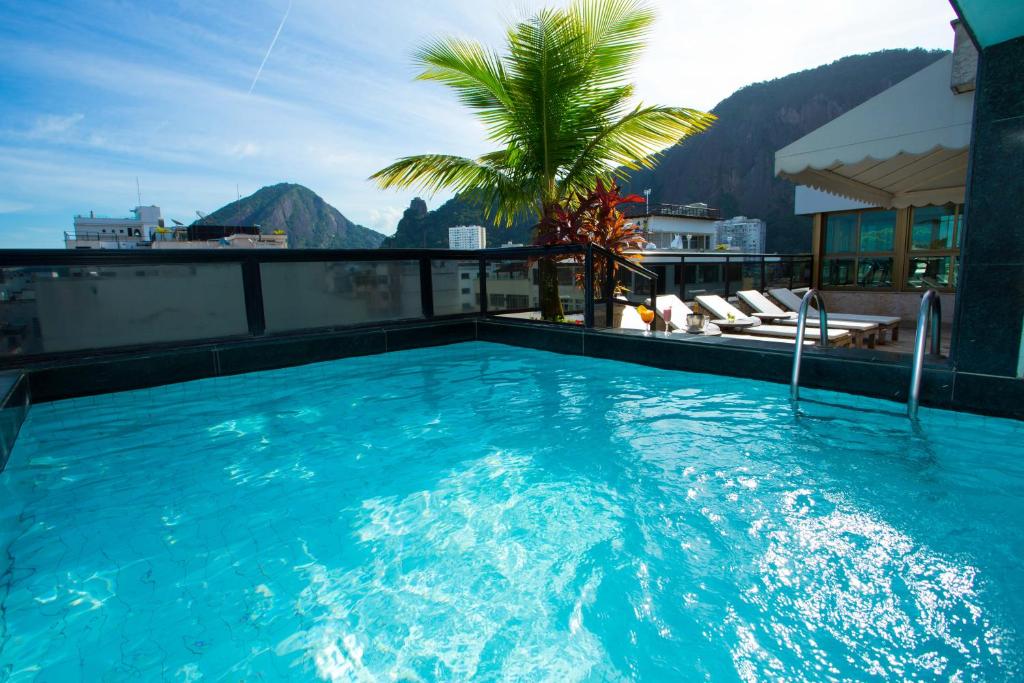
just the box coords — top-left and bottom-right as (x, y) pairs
(621, 253), (813, 301)
(621, 203), (722, 220)
(0, 245), (658, 366)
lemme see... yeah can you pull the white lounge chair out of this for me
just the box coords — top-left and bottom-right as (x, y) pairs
(737, 290), (880, 348)
(618, 303), (649, 331)
(644, 294), (815, 345)
(768, 288), (902, 342)
(651, 294), (694, 330)
(695, 294), (852, 346)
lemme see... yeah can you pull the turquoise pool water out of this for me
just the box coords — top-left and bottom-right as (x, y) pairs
(1, 341), (1022, 680)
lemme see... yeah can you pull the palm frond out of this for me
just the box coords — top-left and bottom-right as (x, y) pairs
(562, 105), (717, 192)
(370, 154), (505, 196)
(372, 0), (715, 227)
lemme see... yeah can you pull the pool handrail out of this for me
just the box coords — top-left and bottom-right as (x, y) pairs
(908, 289), (941, 420)
(790, 289), (830, 402)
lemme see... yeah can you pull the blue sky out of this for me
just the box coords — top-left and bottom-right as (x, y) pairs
(0, 0), (955, 247)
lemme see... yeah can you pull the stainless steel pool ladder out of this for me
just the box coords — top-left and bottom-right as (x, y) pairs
(907, 289), (941, 420)
(790, 289), (829, 403)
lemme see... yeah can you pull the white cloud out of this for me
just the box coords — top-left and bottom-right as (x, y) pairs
(0, 199), (31, 214)
(228, 142), (262, 158)
(27, 113), (84, 139)
(366, 206), (405, 235)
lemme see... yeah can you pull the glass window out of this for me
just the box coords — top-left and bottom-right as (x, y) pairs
(904, 204), (961, 290)
(857, 257), (894, 288)
(911, 205), (957, 250)
(906, 256), (951, 289)
(822, 258), (856, 287)
(821, 209), (899, 291)
(825, 214), (857, 253)
(859, 211), (896, 252)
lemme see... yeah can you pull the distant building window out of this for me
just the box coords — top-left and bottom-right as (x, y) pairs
(461, 272), (470, 280)
(461, 287), (470, 294)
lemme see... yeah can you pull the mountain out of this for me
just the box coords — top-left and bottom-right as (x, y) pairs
(197, 183), (385, 249)
(381, 194), (536, 249)
(384, 49), (947, 253)
(621, 48), (948, 252)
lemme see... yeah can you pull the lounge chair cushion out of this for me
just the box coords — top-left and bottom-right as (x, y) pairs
(737, 290), (794, 318)
(768, 288), (901, 325)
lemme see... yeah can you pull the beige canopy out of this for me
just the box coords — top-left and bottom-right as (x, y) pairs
(775, 55), (974, 208)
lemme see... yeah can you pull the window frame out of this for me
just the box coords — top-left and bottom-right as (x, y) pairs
(904, 204), (961, 293)
(819, 208), (898, 291)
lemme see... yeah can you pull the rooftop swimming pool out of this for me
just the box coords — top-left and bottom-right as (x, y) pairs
(1, 341), (1022, 680)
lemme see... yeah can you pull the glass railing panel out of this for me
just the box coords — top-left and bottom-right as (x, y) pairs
(431, 259), (480, 316)
(739, 260), (763, 293)
(484, 258), (538, 316)
(0, 263), (248, 355)
(765, 258), (794, 290)
(260, 260), (421, 333)
(791, 258), (813, 289)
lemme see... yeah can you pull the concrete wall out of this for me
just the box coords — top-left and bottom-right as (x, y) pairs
(813, 291), (956, 322)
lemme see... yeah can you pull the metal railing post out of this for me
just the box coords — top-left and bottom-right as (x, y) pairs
(790, 289), (829, 402)
(679, 256), (686, 300)
(240, 258), (266, 337)
(478, 256), (488, 315)
(724, 256), (731, 298)
(418, 257), (434, 318)
(583, 244), (595, 328)
(650, 269), (658, 310)
(604, 260), (613, 329)
(908, 289), (942, 419)
(760, 256), (767, 292)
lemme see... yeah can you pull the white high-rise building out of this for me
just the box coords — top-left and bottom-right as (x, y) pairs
(448, 225), (487, 250)
(714, 216), (767, 253)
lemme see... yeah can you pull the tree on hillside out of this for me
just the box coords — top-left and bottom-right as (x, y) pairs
(371, 0), (714, 319)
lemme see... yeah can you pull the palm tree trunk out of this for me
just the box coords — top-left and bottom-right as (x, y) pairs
(536, 199), (564, 321)
(538, 257), (563, 321)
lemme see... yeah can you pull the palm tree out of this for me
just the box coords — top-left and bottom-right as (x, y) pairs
(372, 0), (714, 319)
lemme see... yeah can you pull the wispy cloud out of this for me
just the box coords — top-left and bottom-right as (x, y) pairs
(27, 113), (84, 139)
(0, 199), (32, 214)
(249, 0), (292, 94)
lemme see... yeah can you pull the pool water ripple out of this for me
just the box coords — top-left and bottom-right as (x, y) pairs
(0, 341), (1021, 680)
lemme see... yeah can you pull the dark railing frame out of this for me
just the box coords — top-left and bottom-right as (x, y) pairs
(0, 245), (657, 369)
(648, 253), (812, 302)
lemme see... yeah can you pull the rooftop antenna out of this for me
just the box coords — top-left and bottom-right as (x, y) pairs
(236, 184), (240, 201)
(136, 176), (143, 207)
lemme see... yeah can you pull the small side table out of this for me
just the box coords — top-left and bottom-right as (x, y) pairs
(711, 319), (756, 333)
(751, 312), (792, 324)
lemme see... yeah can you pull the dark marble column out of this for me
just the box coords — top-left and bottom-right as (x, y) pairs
(952, 35), (1024, 378)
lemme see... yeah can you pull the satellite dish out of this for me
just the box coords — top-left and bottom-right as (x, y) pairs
(195, 211), (207, 220)
(171, 219), (184, 226)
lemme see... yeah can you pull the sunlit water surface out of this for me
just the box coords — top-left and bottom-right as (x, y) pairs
(1, 342), (1022, 681)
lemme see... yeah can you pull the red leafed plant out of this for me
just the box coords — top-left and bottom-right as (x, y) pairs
(536, 179), (647, 294)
